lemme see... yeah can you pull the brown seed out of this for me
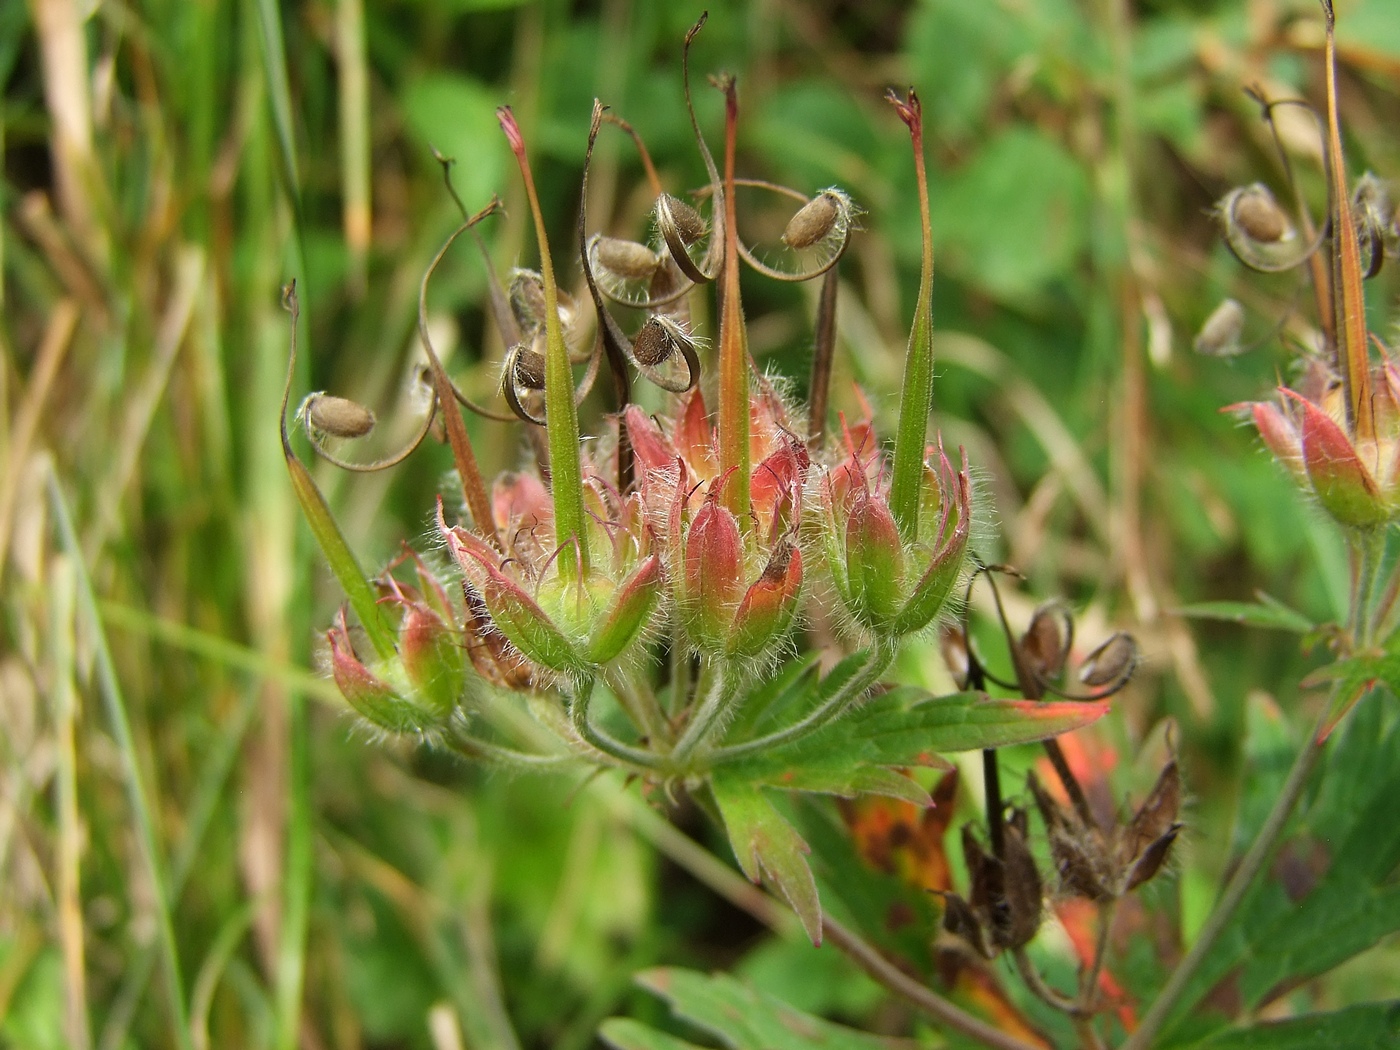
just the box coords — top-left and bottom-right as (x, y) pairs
(306, 394), (375, 439)
(659, 193), (706, 244)
(632, 315), (694, 367)
(782, 190), (840, 249)
(1231, 186), (1288, 243)
(512, 346), (546, 390)
(507, 269), (546, 331)
(594, 236), (659, 280)
(1080, 631), (1137, 688)
(1020, 602), (1069, 680)
(1194, 299), (1246, 358)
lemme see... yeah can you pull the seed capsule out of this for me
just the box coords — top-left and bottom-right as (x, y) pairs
(659, 193), (706, 244)
(512, 345), (547, 390)
(1079, 631), (1138, 689)
(1230, 185), (1288, 243)
(594, 236), (659, 280)
(782, 190), (841, 249)
(306, 394), (376, 439)
(1020, 602), (1070, 680)
(507, 269), (546, 332)
(631, 315), (694, 367)
(1194, 298), (1246, 357)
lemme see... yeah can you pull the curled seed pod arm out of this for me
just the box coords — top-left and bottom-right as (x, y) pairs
(728, 180), (856, 282)
(418, 204), (507, 550)
(579, 105), (700, 397)
(299, 391), (441, 472)
(651, 13), (726, 286)
(500, 334), (605, 427)
(579, 102), (638, 409)
(601, 110), (663, 198)
(279, 283), (396, 658)
(1219, 184), (1327, 274)
(435, 148), (525, 349)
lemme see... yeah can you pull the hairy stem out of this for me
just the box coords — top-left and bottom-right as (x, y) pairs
(568, 676), (662, 772)
(707, 640), (896, 764)
(668, 663), (743, 768)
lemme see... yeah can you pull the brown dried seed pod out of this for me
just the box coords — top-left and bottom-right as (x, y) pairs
(632, 315), (695, 367)
(307, 394), (376, 439)
(512, 346), (547, 390)
(1194, 299), (1246, 357)
(660, 193), (706, 244)
(1079, 631), (1137, 688)
(594, 236), (659, 280)
(1230, 186), (1288, 243)
(782, 190), (841, 249)
(1020, 603), (1070, 680)
(507, 269), (547, 332)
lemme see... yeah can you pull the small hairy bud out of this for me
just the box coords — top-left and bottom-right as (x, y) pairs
(305, 394), (376, 439)
(659, 193), (706, 244)
(1230, 185), (1288, 243)
(1194, 299), (1246, 358)
(1079, 631), (1137, 688)
(594, 236), (659, 279)
(782, 190), (841, 249)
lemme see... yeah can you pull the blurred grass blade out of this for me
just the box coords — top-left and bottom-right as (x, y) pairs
(254, 0), (301, 211)
(47, 463), (194, 1050)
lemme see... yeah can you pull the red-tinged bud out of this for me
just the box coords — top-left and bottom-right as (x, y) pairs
(492, 471), (551, 534)
(1284, 389), (1390, 528)
(728, 540), (803, 658)
(894, 459), (971, 635)
(1249, 400), (1306, 484)
(476, 558), (585, 674)
(397, 602), (465, 718)
(328, 613), (422, 732)
(623, 405), (676, 476)
(677, 388), (717, 478)
(683, 477), (745, 651)
(751, 439), (809, 542)
(587, 555), (664, 663)
(845, 489), (906, 630)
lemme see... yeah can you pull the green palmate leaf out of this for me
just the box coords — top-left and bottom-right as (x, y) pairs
(1161, 699), (1400, 1041)
(1181, 1002), (1400, 1050)
(601, 968), (899, 1050)
(1176, 595), (1315, 634)
(1304, 637), (1400, 740)
(721, 687), (1107, 809)
(711, 775), (822, 945)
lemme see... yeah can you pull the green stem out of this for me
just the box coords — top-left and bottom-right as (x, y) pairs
(708, 641), (896, 764)
(887, 90), (935, 543)
(1122, 701), (1329, 1050)
(568, 676), (662, 771)
(668, 662), (744, 769)
(604, 665), (672, 747)
(1352, 529), (1386, 648)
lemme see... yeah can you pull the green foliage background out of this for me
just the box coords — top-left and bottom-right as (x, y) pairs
(2, 0), (1398, 1047)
